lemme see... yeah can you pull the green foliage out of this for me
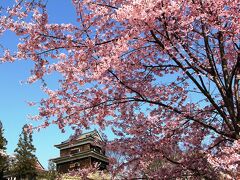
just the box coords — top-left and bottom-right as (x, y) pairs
(47, 160), (58, 180)
(38, 160), (58, 180)
(0, 120), (8, 178)
(13, 124), (37, 179)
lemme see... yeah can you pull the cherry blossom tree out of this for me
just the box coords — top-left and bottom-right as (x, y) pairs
(0, 0), (240, 178)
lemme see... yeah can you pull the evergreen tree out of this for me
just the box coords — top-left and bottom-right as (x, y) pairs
(0, 120), (8, 178)
(13, 124), (37, 179)
(44, 160), (58, 180)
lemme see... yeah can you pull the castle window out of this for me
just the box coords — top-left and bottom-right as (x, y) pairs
(92, 146), (101, 154)
(75, 162), (80, 167)
(69, 162), (80, 168)
(69, 163), (75, 168)
(70, 148), (79, 155)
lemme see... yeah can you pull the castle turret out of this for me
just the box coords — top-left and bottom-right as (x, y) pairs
(51, 130), (109, 173)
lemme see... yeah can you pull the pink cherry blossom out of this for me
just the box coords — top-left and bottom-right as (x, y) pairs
(0, 0), (240, 178)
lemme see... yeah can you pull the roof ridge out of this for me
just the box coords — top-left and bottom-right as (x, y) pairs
(57, 129), (104, 145)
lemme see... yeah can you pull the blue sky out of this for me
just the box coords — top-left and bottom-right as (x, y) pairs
(0, 0), (85, 169)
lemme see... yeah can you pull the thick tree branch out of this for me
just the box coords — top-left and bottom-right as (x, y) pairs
(150, 30), (234, 134)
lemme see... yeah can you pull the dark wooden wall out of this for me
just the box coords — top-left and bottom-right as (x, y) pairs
(60, 143), (91, 157)
(57, 157), (91, 173)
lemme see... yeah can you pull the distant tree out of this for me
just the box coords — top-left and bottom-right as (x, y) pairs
(40, 160), (58, 180)
(0, 121), (8, 179)
(47, 160), (58, 179)
(13, 124), (37, 179)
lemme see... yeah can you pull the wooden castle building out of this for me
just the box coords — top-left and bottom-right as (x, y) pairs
(51, 130), (109, 173)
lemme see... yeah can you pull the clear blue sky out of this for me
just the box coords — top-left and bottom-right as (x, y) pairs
(0, 0), (89, 169)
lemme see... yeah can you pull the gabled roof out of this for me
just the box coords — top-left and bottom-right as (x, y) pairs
(66, 130), (104, 142)
(51, 150), (109, 164)
(35, 159), (45, 171)
(55, 130), (105, 149)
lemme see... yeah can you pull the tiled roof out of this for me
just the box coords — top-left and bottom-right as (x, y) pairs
(35, 159), (45, 171)
(55, 130), (104, 148)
